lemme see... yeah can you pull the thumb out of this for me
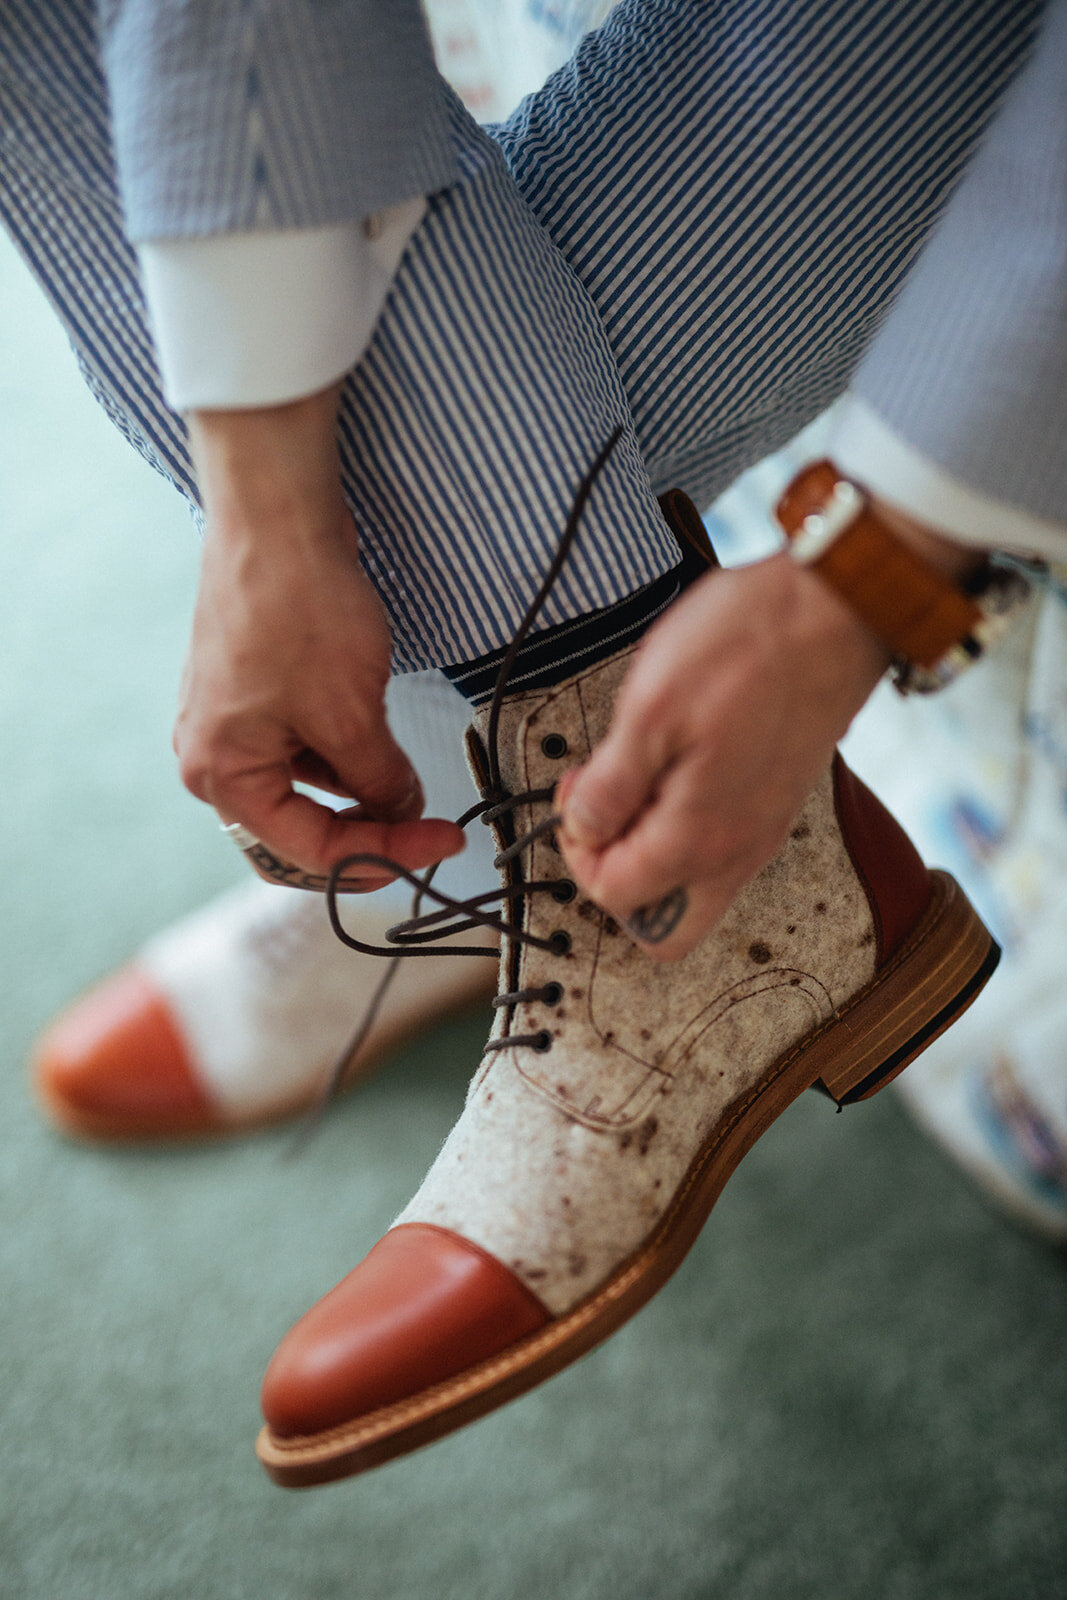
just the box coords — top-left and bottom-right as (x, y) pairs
(558, 722), (664, 852)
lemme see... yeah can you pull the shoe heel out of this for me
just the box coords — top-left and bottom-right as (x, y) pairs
(809, 871), (1000, 1109)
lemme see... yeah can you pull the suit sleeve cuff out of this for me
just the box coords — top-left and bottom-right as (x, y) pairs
(831, 396), (1067, 564)
(137, 198), (426, 411)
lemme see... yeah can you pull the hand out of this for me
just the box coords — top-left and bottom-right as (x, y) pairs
(556, 551), (891, 959)
(175, 387), (465, 889)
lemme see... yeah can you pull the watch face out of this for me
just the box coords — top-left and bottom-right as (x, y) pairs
(788, 476), (864, 565)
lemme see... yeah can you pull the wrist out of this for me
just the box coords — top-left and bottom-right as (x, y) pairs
(773, 550), (893, 692)
(189, 383), (348, 545)
(776, 460), (1031, 696)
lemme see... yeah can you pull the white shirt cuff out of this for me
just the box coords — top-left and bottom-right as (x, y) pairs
(831, 396), (1067, 564)
(137, 197), (426, 411)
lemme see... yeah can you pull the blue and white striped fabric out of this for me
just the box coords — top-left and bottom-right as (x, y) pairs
(0, 0), (196, 502)
(0, 0), (1043, 673)
(499, 0), (1045, 505)
(97, 0), (459, 239)
(337, 101), (678, 666)
(849, 0), (1067, 530)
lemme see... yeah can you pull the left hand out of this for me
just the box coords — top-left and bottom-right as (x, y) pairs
(556, 551), (891, 960)
(176, 385), (465, 891)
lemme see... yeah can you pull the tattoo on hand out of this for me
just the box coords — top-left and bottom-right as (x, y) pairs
(244, 842), (378, 895)
(625, 887), (688, 944)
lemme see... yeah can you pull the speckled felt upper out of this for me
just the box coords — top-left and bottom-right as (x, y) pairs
(395, 647), (877, 1315)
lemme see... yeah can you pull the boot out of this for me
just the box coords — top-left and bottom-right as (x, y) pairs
(34, 883), (496, 1140)
(257, 639), (998, 1484)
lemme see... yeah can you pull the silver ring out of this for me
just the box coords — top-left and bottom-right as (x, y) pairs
(218, 820), (262, 852)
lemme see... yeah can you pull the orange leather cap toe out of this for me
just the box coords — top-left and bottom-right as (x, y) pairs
(261, 1223), (550, 1438)
(33, 965), (218, 1139)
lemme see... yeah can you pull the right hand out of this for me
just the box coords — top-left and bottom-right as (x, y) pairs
(174, 387), (465, 890)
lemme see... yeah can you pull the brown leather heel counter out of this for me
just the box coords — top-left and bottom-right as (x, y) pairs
(832, 753), (931, 967)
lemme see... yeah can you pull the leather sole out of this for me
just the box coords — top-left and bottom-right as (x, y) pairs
(257, 870), (998, 1485)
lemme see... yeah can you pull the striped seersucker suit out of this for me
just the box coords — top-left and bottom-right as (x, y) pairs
(1, 0), (1062, 679)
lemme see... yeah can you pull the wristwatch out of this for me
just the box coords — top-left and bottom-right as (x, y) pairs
(775, 460), (1031, 694)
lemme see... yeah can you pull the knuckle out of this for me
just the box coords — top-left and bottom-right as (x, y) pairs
(327, 701), (377, 747)
(695, 814), (751, 869)
(619, 661), (673, 728)
(594, 861), (662, 917)
(627, 836), (676, 885)
(359, 761), (408, 801)
(175, 730), (252, 815)
(176, 747), (213, 801)
(630, 817), (693, 882)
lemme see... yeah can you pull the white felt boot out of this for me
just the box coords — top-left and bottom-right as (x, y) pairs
(35, 671), (498, 1139)
(395, 649), (880, 1310)
(259, 642), (997, 1484)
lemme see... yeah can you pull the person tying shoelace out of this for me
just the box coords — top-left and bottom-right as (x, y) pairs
(6, 0), (1064, 1483)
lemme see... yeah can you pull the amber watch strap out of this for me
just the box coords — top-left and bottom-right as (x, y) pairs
(776, 460), (983, 670)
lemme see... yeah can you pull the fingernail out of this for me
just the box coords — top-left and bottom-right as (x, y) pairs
(562, 792), (603, 846)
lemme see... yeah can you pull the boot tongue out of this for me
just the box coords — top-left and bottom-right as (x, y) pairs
(467, 698), (536, 1010)
(463, 722), (492, 795)
(466, 486), (711, 801)
(472, 646), (636, 803)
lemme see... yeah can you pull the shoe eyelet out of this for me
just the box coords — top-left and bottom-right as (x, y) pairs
(551, 879), (577, 904)
(533, 1030), (553, 1052)
(540, 733), (568, 759)
(542, 982), (564, 1007)
(549, 930), (572, 956)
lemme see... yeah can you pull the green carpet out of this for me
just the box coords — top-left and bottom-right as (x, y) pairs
(2, 235), (1065, 1600)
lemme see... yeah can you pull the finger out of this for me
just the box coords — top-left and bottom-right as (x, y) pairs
(567, 782), (789, 962)
(289, 749), (355, 799)
(557, 716), (670, 853)
(237, 841), (395, 895)
(287, 749), (427, 820)
(561, 812), (744, 963)
(323, 717), (425, 823)
(562, 794), (705, 923)
(212, 770), (464, 891)
(620, 870), (756, 963)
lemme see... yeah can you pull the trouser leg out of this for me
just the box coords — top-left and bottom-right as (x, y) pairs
(0, 0), (680, 670)
(0, 1), (195, 500)
(843, 0), (1067, 532)
(329, 0), (1043, 667)
(497, 0), (1044, 505)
